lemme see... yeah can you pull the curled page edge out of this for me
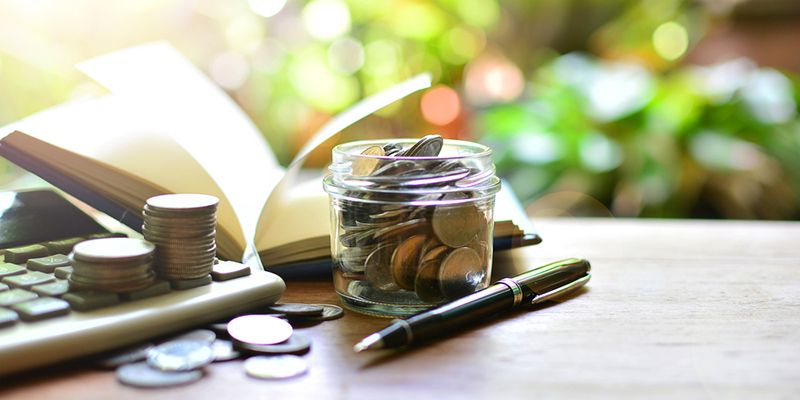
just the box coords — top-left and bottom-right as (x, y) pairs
(253, 73), (433, 258)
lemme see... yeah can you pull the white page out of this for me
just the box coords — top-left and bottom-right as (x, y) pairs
(77, 41), (281, 240)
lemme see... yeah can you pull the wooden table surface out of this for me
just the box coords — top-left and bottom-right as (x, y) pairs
(2, 218), (799, 400)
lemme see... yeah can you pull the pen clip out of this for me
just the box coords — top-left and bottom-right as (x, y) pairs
(530, 274), (590, 305)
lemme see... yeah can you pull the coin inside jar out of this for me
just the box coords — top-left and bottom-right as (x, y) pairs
(351, 145), (385, 176)
(390, 235), (427, 291)
(432, 193), (480, 248)
(438, 247), (484, 300)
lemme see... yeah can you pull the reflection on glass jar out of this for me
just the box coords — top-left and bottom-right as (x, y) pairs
(323, 135), (500, 317)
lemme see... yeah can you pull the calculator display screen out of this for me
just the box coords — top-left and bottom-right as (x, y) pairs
(0, 190), (108, 250)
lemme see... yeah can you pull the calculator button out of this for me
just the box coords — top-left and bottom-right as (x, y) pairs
(4, 271), (56, 289)
(54, 266), (74, 279)
(4, 244), (49, 264)
(32, 280), (71, 297)
(46, 237), (85, 255)
(11, 297), (71, 322)
(0, 308), (19, 328)
(63, 291), (120, 311)
(27, 254), (71, 273)
(120, 280), (170, 301)
(0, 263), (26, 278)
(211, 261), (251, 282)
(0, 283), (8, 292)
(0, 289), (38, 307)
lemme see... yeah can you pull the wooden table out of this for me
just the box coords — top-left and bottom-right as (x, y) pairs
(2, 218), (799, 399)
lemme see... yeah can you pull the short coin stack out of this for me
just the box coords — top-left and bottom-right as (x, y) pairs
(68, 238), (157, 292)
(142, 194), (219, 280)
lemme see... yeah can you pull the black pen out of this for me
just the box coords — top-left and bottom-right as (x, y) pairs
(353, 257), (591, 352)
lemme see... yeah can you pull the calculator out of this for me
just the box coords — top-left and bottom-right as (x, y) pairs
(0, 189), (285, 376)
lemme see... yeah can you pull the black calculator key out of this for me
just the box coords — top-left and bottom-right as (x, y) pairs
(0, 263), (26, 278)
(32, 280), (71, 297)
(4, 271), (56, 289)
(4, 244), (49, 264)
(63, 291), (120, 311)
(0, 308), (18, 328)
(12, 297), (70, 322)
(27, 254), (71, 273)
(0, 289), (38, 307)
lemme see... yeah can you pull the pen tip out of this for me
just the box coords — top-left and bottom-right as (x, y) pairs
(353, 333), (384, 352)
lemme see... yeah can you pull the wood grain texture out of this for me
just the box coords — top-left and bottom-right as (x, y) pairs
(1, 218), (799, 400)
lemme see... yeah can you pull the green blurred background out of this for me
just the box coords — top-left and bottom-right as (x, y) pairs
(1, 0), (799, 220)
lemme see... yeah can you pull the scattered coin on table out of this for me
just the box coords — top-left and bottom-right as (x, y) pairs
(116, 361), (204, 388)
(227, 315), (293, 345)
(234, 332), (312, 355)
(146, 340), (215, 371)
(244, 355), (309, 380)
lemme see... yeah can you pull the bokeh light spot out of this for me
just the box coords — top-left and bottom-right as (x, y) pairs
(464, 53), (525, 106)
(248, 0), (286, 18)
(251, 38), (287, 75)
(328, 36), (364, 75)
(302, 0), (351, 42)
(457, 0), (500, 29)
(392, 3), (446, 40)
(652, 21), (688, 61)
(421, 85), (461, 126)
(210, 51), (250, 91)
(289, 58), (359, 112)
(363, 40), (398, 77)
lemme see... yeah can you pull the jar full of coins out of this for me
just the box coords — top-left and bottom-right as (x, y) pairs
(323, 135), (501, 317)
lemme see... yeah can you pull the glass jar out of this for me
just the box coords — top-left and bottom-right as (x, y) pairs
(323, 137), (501, 317)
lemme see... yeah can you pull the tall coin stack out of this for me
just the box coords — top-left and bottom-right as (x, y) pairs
(68, 238), (157, 292)
(142, 194), (219, 281)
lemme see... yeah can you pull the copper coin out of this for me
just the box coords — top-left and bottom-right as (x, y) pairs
(415, 259), (445, 303)
(391, 235), (427, 291)
(432, 193), (480, 248)
(365, 243), (400, 291)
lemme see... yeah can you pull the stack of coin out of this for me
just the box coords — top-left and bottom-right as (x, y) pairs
(68, 238), (156, 292)
(331, 135), (494, 304)
(142, 194), (218, 280)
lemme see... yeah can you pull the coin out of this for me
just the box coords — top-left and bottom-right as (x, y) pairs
(116, 361), (204, 388)
(95, 342), (154, 369)
(400, 134), (443, 157)
(226, 315), (293, 345)
(414, 259), (444, 302)
(391, 235), (426, 291)
(168, 329), (216, 344)
(421, 245), (448, 264)
(351, 145), (385, 176)
(365, 243), (400, 291)
(234, 332), (312, 355)
(439, 247), (484, 300)
(244, 355), (308, 380)
(211, 339), (240, 362)
(432, 193), (480, 248)
(72, 238), (155, 263)
(265, 303), (324, 316)
(302, 304), (344, 321)
(146, 341), (215, 371)
(145, 193), (219, 213)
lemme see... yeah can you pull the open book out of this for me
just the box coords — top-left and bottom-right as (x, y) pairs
(0, 42), (540, 275)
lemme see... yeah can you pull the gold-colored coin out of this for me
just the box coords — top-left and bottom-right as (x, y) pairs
(432, 193), (480, 248)
(438, 247), (484, 300)
(351, 145), (385, 176)
(390, 235), (427, 291)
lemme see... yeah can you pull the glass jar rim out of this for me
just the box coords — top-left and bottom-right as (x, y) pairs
(331, 138), (493, 160)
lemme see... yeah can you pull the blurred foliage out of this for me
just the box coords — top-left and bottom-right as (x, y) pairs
(0, 0), (798, 219)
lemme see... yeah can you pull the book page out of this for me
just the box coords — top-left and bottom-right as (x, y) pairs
(77, 41), (281, 240)
(253, 73), (432, 252)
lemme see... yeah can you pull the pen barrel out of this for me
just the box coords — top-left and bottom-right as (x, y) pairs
(406, 284), (515, 341)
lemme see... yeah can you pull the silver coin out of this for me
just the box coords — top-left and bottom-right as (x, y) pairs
(72, 238), (155, 263)
(265, 303), (323, 316)
(234, 332), (311, 355)
(116, 361), (204, 388)
(301, 304), (344, 321)
(211, 339), (240, 362)
(244, 355), (308, 380)
(227, 315), (293, 345)
(167, 329), (216, 344)
(145, 193), (219, 213)
(146, 340), (215, 371)
(95, 342), (154, 369)
(400, 134), (443, 157)
(438, 247), (484, 300)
